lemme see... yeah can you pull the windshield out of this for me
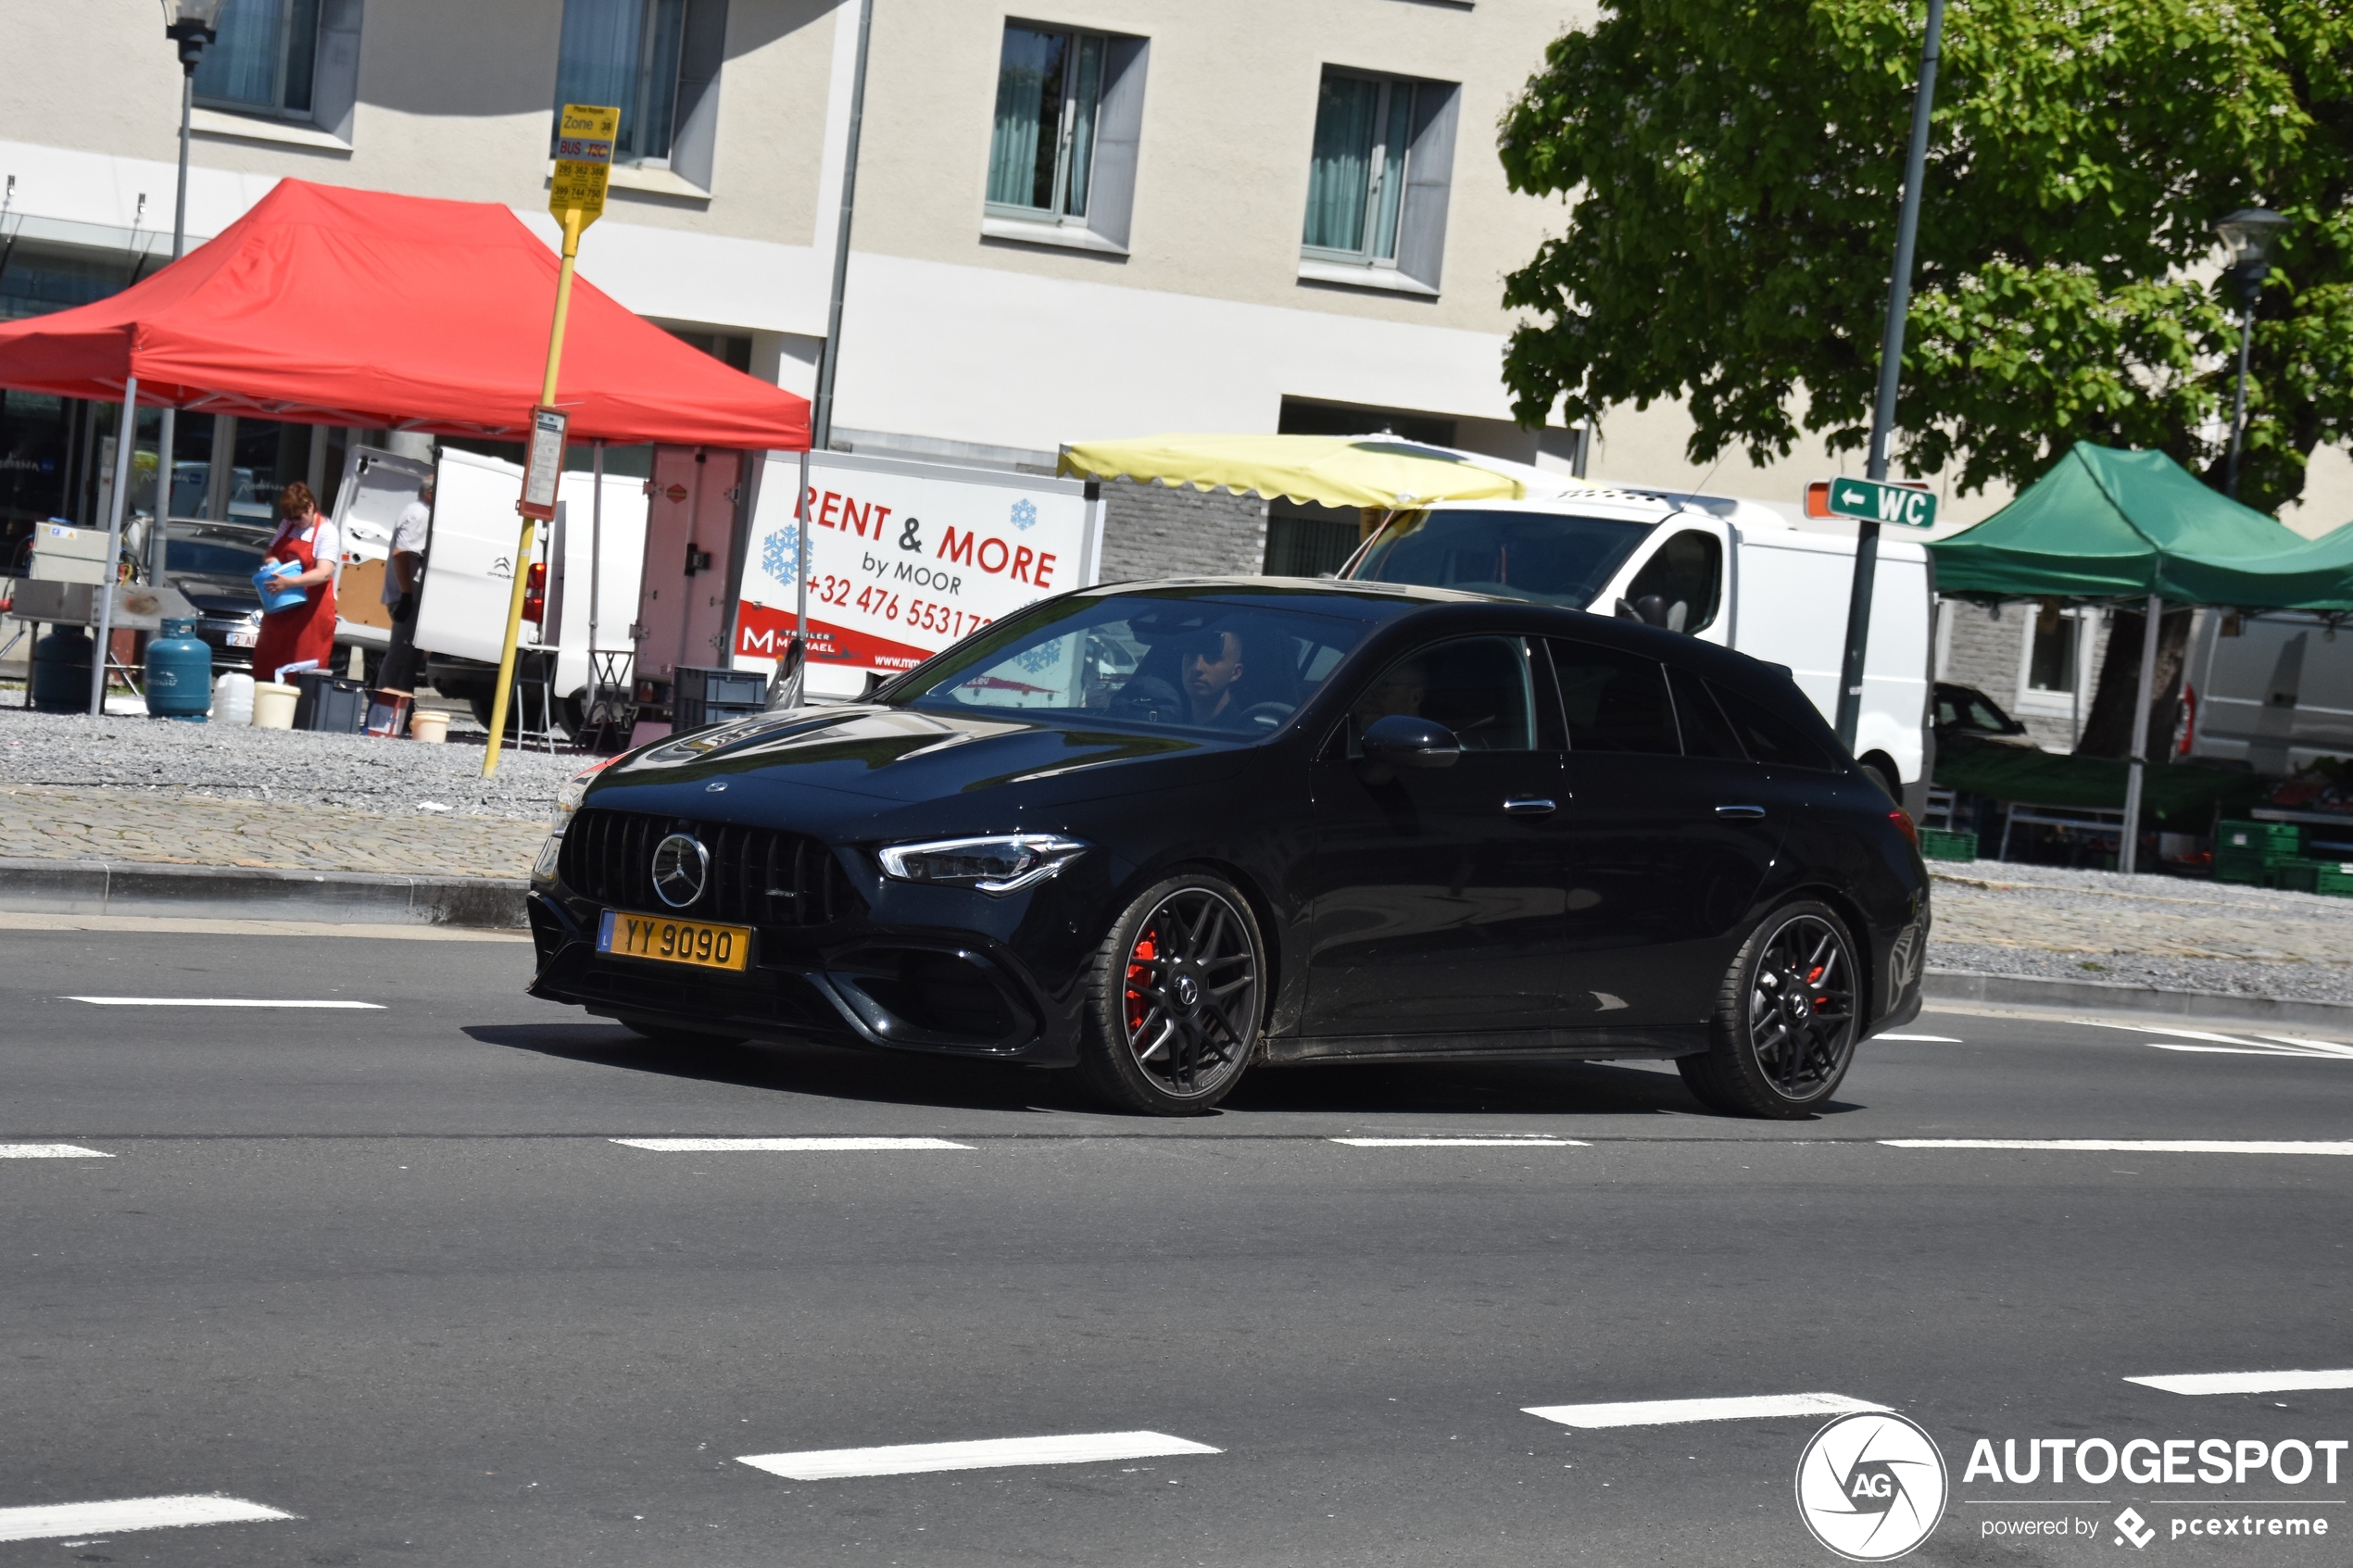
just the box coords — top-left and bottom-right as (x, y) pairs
(892, 591), (1373, 737)
(166, 527), (270, 578)
(1350, 508), (1653, 608)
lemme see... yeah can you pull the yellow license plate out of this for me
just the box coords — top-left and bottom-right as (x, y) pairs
(597, 909), (751, 971)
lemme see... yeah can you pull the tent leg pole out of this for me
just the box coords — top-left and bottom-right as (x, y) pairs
(91, 377), (139, 718)
(2120, 592), (2162, 875)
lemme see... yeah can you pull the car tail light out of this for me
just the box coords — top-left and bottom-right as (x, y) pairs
(522, 561), (547, 624)
(1889, 808), (1919, 849)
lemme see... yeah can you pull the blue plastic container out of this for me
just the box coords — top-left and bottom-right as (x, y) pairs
(145, 617), (212, 721)
(254, 560), (308, 612)
(31, 625), (93, 712)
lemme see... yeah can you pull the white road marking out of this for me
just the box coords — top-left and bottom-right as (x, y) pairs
(737, 1430), (1220, 1480)
(1882, 1139), (2353, 1156)
(611, 1136), (972, 1152)
(1876, 1034), (1962, 1042)
(2253, 1035), (2353, 1059)
(1524, 1393), (1890, 1429)
(2144, 1043), (2318, 1058)
(2078, 1022), (2266, 1046)
(0, 1145), (112, 1160)
(2125, 1369), (2353, 1397)
(64, 997), (384, 1009)
(2078, 1022), (2353, 1059)
(0, 1496), (294, 1544)
(1330, 1136), (1590, 1148)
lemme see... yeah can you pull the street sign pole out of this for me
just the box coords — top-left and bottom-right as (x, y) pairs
(484, 104), (615, 778)
(1832, 0), (1945, 755)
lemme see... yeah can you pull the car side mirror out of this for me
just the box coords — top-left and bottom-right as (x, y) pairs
(1359, 713), (1461, 770)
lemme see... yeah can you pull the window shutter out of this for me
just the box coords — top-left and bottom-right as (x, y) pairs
(1394, 82), (1459, 289)
(1085, 37), (1151, 250)
(312, 0), (365, 141)
(670, 0), (731, 191)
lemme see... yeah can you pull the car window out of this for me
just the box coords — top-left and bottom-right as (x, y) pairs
(166, 530), (268, 577)
(1353, 636), (1535, 752)
(1968, 696), (2011, 732)
(1621, 530), (1722, 633)
(1667, 665), (1746, 760)
(1351, 509), (1653, 608)
(1708, 678), (1839, 770)
(1546, 639), (1679, 755)
(896, 592), (1368, 736)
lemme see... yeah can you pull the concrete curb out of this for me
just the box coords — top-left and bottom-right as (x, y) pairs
(1923, 968), (2353, 1030)
(0, 858), (528, 929)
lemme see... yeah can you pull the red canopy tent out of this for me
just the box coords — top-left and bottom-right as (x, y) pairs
(0, 177), (809, 448)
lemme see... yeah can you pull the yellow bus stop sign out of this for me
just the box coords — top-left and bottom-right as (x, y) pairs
(551, 104), (619, 226)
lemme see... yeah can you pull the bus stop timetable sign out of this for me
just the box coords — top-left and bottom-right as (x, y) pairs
(550, 104), (618, 224)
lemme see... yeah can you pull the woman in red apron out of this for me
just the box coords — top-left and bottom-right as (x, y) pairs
(250, 481), (339, 684)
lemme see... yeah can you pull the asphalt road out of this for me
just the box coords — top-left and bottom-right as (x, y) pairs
(4, 925), (2350, 1567)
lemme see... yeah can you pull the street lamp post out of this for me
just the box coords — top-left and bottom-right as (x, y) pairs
(2213, 206), (2286, 502)
(149, 1), (223, 585)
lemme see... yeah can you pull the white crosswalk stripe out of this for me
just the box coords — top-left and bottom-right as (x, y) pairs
(2125, 1369), (2353, 1396)
(611, 1136), (971, 1151)
(1524, 1393), (1889, 1428)
(0, 1496), (294, 1544)
(0, 1145), (112, 1159)
(739, 1430), (1220, 1479)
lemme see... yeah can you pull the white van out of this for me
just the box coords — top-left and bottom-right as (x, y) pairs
(1338, 490), (1933, 798)
(2181, 609), (2353, 774)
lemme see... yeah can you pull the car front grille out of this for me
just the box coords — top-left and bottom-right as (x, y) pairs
(559, 808), (862, 927)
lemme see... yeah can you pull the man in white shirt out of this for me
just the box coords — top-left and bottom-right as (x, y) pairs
(378, 474), (432, 695)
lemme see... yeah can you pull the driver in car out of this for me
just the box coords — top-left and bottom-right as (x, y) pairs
(1182, 631), (1248, 726)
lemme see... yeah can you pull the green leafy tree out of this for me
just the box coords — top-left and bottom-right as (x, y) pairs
(1498, 0), (2353, 516)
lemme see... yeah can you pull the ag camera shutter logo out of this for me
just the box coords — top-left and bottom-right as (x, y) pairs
(1794, 1411), (1948, 1561)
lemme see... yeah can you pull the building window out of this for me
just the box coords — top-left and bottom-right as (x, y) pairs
(989, 26), (1110, 222)
(553, 0), (727, 187)
(2026, 604), (2079, 694)
(1299, 68), (1460, 294)
(1264, 504), (1362, 579)
(194, 0), (321, 119)
(982, 23), (1150, 253)
(1303, 72), (1414, 263)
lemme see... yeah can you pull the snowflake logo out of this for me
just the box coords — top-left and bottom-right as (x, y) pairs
(1010, 498), (1038, 531)
(760, 523), (800, 582)
(1013, 635), (1068, 674)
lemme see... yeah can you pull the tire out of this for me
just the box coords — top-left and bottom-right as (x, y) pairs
(623, 1018), (745, 1048)
(1858, 756), (1900, 802)
(1076, 871), (1265, 1115)
(1677, 899), (1861, 1118)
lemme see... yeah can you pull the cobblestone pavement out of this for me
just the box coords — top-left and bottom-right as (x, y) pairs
(0, 784), (547, 878)
(1930, 859), (2353, 1004)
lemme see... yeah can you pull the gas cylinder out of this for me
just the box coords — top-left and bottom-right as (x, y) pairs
(145, 617), (213, 721)
(31, 625), (93, 712)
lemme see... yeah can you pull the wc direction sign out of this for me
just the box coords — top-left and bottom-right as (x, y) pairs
(1827, 475), (1938, 529)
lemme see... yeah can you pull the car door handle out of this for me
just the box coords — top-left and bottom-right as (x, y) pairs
(1503, 797), (1558, 818)
(1716, 804), (1767, 819)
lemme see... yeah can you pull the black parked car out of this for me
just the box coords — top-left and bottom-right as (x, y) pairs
(162, 519), (271, 671)
(527, 582), (1929, 1118)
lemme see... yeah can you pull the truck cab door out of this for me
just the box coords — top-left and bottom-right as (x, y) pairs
(1596, 519), (1733, 646)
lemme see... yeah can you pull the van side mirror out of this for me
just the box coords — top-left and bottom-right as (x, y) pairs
(1359, 713), (1461, 770)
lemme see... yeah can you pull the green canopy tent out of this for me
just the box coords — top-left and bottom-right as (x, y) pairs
(1926, 443), (2353, 872)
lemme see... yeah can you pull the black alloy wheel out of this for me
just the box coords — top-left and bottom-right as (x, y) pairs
(1679, 899), (1860, 1118)
(1079, 872), (1265, 1114)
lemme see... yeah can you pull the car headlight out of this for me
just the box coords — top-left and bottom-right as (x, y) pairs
(552, 755), (620, 831)
(876, 834), (1088, 895)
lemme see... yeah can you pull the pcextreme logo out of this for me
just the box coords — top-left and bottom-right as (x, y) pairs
(1794, 1411), (1950, 1561)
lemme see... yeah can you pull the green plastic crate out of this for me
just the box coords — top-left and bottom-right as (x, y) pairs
(2313, 862), (2353, 898)
(2214, 847), (2268, 884)
(2218, 819), (2304, 864)
(2268, 862), (2321, 894)
(1919, 827), (1977, 862)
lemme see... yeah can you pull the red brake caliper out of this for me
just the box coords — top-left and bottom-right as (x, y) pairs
(1807, 962), (1827, 1008)
(1126, 932), (1157, 1037)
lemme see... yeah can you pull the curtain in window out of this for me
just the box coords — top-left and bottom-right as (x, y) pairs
(1370, 85), (1414, 260)
(194, 0), (286, 109)
(1303, 76), (1379, 254)
(989, 27), (1064, 210)
(1062, 35), (1104, 218)
(557, 0), (647, 155)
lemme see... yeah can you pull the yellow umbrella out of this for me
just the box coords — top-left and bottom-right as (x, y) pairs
(1058, 433), (1529, 508)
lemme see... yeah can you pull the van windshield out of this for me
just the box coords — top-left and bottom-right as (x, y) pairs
(1349, 508), (1653, 608)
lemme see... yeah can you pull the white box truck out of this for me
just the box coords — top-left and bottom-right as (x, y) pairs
(2181, 609), (2353, 775)
(1339, 489), (1933, 800)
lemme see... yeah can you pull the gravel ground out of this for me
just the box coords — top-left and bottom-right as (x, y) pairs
(1926, 858), (2353, 1005)
(0, 705), (584, 820)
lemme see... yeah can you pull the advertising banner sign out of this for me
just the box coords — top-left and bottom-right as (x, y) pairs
(735, 451), (1102, 677)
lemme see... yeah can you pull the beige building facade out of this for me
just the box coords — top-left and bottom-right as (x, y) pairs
(3, 1), (2345, 563)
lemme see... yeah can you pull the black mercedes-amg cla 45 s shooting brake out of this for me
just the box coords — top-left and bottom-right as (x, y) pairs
(526, 580), (1929, 1117)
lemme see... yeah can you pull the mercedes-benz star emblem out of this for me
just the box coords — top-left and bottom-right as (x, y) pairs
(1176, 974), (1201, 1009)
(651, 833), (709, 909)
